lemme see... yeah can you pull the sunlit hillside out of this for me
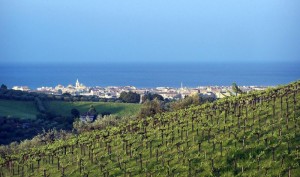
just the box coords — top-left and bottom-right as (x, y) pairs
(0, 81), (299, 176)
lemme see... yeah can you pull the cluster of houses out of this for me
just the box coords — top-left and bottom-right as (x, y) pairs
(15, 79), (269, 100)
(11, 86), (30, 92)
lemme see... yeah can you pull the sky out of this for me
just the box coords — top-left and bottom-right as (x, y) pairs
(0, 0), (299, 63)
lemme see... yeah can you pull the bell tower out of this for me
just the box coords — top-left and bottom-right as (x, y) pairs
(76, 79), (80, 88)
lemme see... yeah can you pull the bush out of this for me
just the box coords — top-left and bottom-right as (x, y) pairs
(71, 108), (80, 118)
(142, 93), (164, 103)
(169, 94), (200, 111)
(139, 99), (163, 118)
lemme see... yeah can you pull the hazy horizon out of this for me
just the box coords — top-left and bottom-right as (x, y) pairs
(1, 60), (300, 65)
(1, 62), (299, 89)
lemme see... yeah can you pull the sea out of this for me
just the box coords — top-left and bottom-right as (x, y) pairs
(0, 62), (299, 89)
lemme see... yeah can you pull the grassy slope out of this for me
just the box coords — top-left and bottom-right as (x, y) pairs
(0, 100), (140, 119)
(1, 82), (300, 176)
(0, 99), (38, 119)
(45, 101), (141, 117)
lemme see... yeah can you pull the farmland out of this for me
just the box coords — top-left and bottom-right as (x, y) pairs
(0, 100), (141, 119)
(45, 101), (141, 117)
(1, 81), (299, 176)
(0, 100), (38, 119)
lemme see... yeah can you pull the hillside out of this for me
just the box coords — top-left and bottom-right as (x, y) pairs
(0, 81), (299, 176)
(0, 100), (141, 119)
(0, 99), (140, 145)
(0, 100), (38, 119)
(45, 101), (141, 117)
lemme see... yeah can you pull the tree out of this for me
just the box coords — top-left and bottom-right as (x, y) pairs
(0, 84), (7, 90)
(170, 94), (200, 110)
(139, 99), (163, 118)
(142, 93), (164, 103)
(88, 105), (97, 116)
(62, 92), (72, 97)
(119, 91), (140, 103)
(71, 108), (80, 118)
(231, 83), (243, 96)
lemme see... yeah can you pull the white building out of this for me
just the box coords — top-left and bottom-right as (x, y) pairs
(75, 79), (87, 90)
(12, 86), (30, 91)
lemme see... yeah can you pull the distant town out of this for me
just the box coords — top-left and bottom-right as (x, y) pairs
(12, 79), (270, 100)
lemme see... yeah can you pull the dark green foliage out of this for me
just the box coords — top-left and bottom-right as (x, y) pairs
(169, 94), (200, 110)
(119, 91), (140, 103)
(0, 116), (67, 144)
(71, 108), (80, 118)
(232, 82), (244, 96)
(142, 93), (164, 103)
(0, 84), (7, 90)
(0, 89), (41, 101)
(0, 89), (140, 145)
(62, 92), (72, 97)
(139, 99), (163, 118)
(87, 105), (97, 116)
(166, 94), (215, 112)
(0, 88), (117, 103)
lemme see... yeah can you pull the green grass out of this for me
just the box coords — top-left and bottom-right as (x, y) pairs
(1, 81), (300, 176)
(0, 99), (141, 120)
(0, 99), (38, 119)
(0, 100), (140, 119)
(45, 101), (141, 117)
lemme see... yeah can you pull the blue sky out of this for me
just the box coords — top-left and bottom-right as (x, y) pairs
(0, 0), (299, 63)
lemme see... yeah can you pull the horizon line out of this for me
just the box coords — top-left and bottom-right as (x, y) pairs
(1, 60), (299, 65)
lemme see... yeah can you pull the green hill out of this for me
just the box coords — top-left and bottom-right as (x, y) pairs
(0, 100), (38, 119)
(0, 100), (141, 119)
(45, 101), (141, 117)
(0, 81), (299, 176)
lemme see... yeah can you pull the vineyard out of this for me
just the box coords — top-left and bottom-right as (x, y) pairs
(0, 81), (299, 176)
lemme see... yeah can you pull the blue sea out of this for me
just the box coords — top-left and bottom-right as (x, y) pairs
(0, 62), (299, 89)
